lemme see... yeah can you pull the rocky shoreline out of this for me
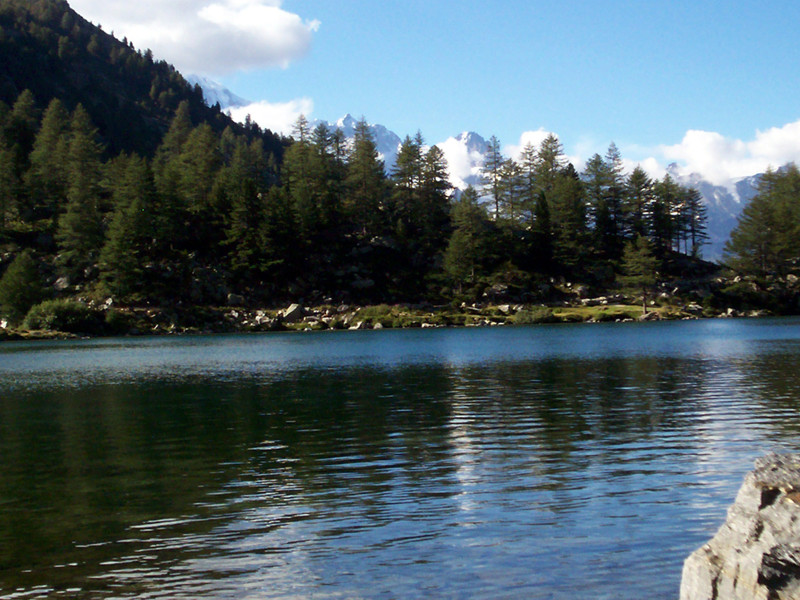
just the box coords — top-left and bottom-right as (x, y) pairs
(0, 295), (777, 341)
(681, 454), (800, 600)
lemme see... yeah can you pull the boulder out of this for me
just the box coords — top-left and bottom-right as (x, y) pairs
(281, 303), (306, 323)
(680, 453), (800, 600)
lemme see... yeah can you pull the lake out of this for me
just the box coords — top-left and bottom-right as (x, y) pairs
(2, 318), (800, 599)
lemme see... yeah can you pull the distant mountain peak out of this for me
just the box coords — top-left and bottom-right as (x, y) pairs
(186, 74), (249, 109)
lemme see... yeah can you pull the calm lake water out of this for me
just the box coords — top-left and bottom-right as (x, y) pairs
(2, 318), (800, 599)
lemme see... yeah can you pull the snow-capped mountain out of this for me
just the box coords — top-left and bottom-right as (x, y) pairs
(311, 114), (403, 172)
(187, 74), (249, 109)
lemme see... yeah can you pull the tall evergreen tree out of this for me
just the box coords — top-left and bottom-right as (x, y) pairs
(344, 117), (387, 239)
(444, 186), (493, 290)
(99, 155), (159, 298)
(534, 134), (565, 195)
(481, 135), (504, 219)
(624, 166), (653, 240)
(55, 104), (105, 277)
(681, 186), (709, 257)
(25, 98), (71, 221)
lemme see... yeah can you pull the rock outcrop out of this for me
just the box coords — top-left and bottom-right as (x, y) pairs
(680, 453), (800, 600)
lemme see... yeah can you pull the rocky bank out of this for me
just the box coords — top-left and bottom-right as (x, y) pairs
(680, 453), (800, 600)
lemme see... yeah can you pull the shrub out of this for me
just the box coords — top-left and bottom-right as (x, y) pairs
(23, 299), (106, 334)
(513, 307), (557, 325)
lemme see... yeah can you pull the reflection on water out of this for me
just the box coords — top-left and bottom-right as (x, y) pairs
(2, 319), (800, 599)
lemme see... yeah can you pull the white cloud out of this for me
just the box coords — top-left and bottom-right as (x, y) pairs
(436, 136), (486, 189)
(657, 120), (800, 186)
(620, 157), (667, 181)
(504, 128), (553, 161)
(68, 0), (319, 75)
(227, 98), (313, 136)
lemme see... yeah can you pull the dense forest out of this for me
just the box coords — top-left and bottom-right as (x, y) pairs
(0, 0), (798, 333)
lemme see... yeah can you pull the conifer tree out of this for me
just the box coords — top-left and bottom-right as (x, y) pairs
(681, 187), (709, 257)
(0, 250), (46, 324)
(534, 134), (565, 195)
(56, 104), (105, 277)
(651, 174), (681, 256)
(99, 156), (159, 298)
(621, 235), (659, 314)
(624, 166), (653, 240)
(549, 164), (588, 272)
(444, 186), (493, 290)
(25, 98), (71, 221)
(418, 144), (452, 259)
(481, 135), (504, 219)
(391, 134), (424, 242)
(344, 118), (387, 238)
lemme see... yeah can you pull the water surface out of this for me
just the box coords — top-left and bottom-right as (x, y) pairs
(2, 318), (800, 599)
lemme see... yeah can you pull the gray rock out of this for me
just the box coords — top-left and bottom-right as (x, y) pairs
(54, 276), (70, 291)
(680, 453), (800, 600)
(281, 303), (305, 322)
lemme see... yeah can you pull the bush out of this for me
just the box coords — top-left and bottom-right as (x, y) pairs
(513, 307), (557, 325)
(23, 299), (106, 334)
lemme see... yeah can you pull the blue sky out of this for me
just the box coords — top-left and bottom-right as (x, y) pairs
(70, 0), (800, 184)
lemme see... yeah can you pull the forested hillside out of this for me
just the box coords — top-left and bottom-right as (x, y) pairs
(0, 0), (284, 158)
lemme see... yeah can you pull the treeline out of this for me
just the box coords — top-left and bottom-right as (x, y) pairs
(450, 135), (709, 292)
(0, 87), (712, 326)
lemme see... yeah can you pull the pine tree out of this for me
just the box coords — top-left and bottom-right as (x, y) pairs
(1, 90), (40, 226)
(549, 164), (588, 273)
(624, 166), (653, 240)
(0, 250), (46, 324)
(344, 118), (387, 239)
(583, 153), (612, 258)
(534, 134), (565, 195)
(55, 105), (105, 277)
(418, 144), (452, 259)
(391, 134), (424, 242)
(25, 98), (71, 221)
(681, 187), (709, 257)
(480, 135), (504, 219)
(603, 142), (626, 254)
(99, 156), (159, 298)
(651, 174), (681, 256)
(621, 236), (659, 314)
(518, 141), (539, 225)
(444, 186), (493, 290)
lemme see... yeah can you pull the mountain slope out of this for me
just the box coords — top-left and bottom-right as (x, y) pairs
(0, 0), (283, 158)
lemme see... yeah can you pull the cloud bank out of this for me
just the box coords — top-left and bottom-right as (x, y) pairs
(68, 0), (320, 75)
(227, 98), (313, 136)
(658, 120), (800, 186)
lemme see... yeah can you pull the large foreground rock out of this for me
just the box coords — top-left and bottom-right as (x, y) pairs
(680, 453), (800, 599)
